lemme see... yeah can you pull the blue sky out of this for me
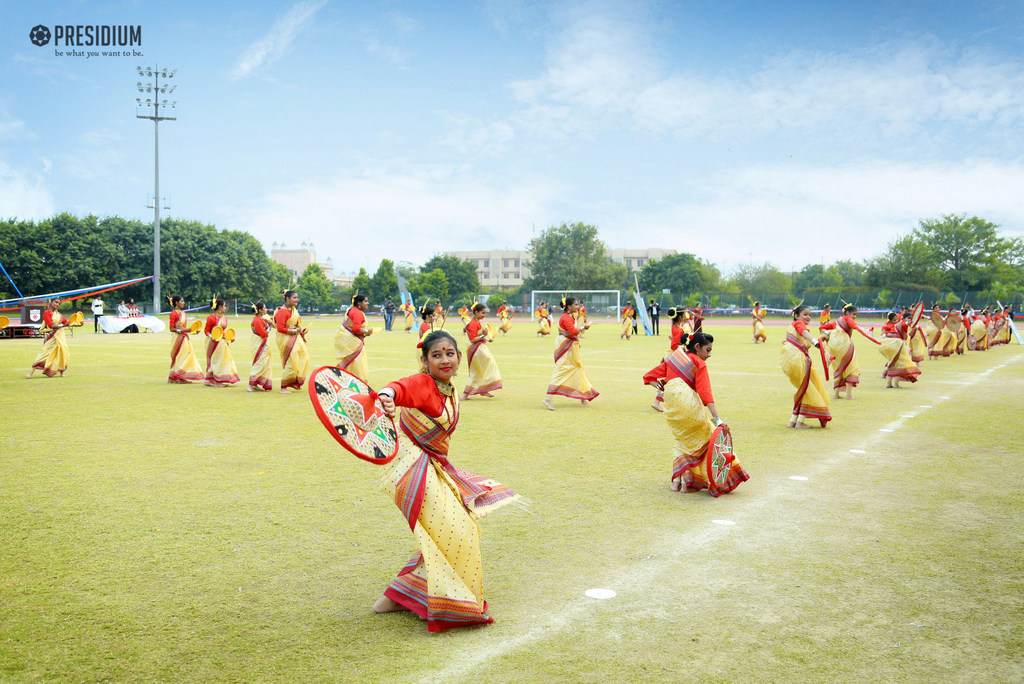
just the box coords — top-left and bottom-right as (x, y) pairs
(3, 0), (1024, 278)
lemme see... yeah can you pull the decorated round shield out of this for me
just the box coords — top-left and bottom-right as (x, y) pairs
(909, 302), (924, 329)
(0, 315), (9, 329)
(308, 365), (399, 464)
(929, 311), (944, 328)
(188, 320), (203, 334)
(967, 334), (977, 351)
(705, 426), (735, 494)
(945, 314), (961, 333)
(210, 325), (224, 342)
(224, 328), (236, 343)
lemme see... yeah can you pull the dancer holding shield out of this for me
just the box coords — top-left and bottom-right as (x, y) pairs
(751, 301), (767, 343)
(819, 304), (879, 400)
(780, 305), (832, 428)
(879, 311), (921, 388)
(309, 331), (519, 632)
(643, 331), (750, 496)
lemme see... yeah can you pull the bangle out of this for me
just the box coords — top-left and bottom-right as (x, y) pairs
(714, 416), (724, 427)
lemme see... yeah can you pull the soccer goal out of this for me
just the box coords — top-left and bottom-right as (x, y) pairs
(529, 290), (621, 319)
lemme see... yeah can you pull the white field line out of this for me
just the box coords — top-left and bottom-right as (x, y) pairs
(421, 353), (1020, 682)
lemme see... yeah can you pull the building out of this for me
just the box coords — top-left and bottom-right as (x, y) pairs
(607, 248), (676, 272)
(270, 241), (353, 287)
(443, 247), (676, 289)
(444, 250), (532, 289)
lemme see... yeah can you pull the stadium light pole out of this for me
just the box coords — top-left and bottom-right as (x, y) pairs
(135, 65), (176, 313)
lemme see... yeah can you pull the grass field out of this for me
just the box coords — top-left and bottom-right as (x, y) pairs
(2, 316), (1022, 682)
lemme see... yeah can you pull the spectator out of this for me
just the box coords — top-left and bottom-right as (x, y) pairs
(91, 296), (104, 333)
(648, 298), (660, 335)
(383, 297), (396, 331)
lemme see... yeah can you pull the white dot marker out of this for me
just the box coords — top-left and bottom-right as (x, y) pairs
(585, 588), (616, 600)
(850, 449), (867, 454)
(939, 396), (951, 400)
(789, 475), (809, 481)
(900, 414), (916, 418)
(879, 428), (895, 433)
(711, 519), (736, 526)
(920, 405), (933, 408)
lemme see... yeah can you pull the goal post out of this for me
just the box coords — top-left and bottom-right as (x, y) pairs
(529, 290), (621, 319)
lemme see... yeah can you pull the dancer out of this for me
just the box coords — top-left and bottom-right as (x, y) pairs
(497, 302), (512, 335)
(969, 307), (990, 351)
(543, 297), (599, 410)
(402, 302), (415, 333)
(335, 293), (374, 383)
(274, 290), (311, 393)
(751, 301), (767, 343)
(819, 304), (878, 400)
(643, 331), (750, 495)
(167, 295), (204, 384)
(879, 311), (921, 388)
(203, 298), (240, 387)
(650, 307), (688, 412)
(248, 301), (273, 392)
(818, 303), (832, 330)
(780, 305), (831, 428)
(373, 330), (519, 632)
(536, 301), (551, 336)
(463, 303), (502, 399)
(926, 304), (952, 359)
(26, 299), (71, 378)
(620, 301), (634, 340)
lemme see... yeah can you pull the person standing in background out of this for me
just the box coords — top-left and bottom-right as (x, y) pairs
(91, 296), (104, 333)
(384, 297), (396, 331)
(648, 298), (660, 335)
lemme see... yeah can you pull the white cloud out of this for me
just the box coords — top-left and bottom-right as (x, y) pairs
(0, 160), (54, 220)
(225, 162), (566, 272)
(606, 159), (1024, 272)
(509, 9), (1024, 154)
(231, 0), (327, 79)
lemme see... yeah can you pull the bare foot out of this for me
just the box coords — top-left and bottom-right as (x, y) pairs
(246, 386), (254, 392)
(481, 392), (494, 397)
(651, 402), (664, 412)
(462, 393), (471, 400)
(25, 371), (33, 379)
(542, 398), (555, 411)
(794, 422), (813, 429)
(670, 480), (682, 492)
(373, 595), (409, 614)
(786, 421), (796, 428)
(279, 389), (291, 394)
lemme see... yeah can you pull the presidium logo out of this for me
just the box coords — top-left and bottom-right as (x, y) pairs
(29, 23), (143, 57)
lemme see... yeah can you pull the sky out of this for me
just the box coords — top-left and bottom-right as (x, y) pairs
(3, 0), (1024, 278)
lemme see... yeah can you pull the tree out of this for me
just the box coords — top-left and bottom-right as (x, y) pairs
(792, 264), (843, 293)
(421, 254), (479, 300)
(862, 234), (944, 290)
(915, 214), (1023, 291)
(637, 253), (707, 295)
(523, 221), (627, 290)
(297, 263), (333, 312)
(369, 258), (399, 304)
(350, 267), (371, 296)
(412, 268), (449, 303)
(831, 260), (865, 288)
(729, 262), (792, 294)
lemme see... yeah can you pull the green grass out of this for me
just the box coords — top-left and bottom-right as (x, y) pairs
(2, 317), (1022, 682)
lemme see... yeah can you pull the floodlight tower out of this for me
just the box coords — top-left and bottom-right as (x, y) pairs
(136, 65), (176, 312)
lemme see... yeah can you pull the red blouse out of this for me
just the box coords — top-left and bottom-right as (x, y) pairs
(42, 310), (68, 328)
(251, 315), (268, 339)
(347, 306), (365, 334)
(204, 313), (220, 336)
(792, 320), (809, 336)
(643, 351), (714, 405)
(669, 324), (684, 350)
(419, 322), (431, 336)
(466, 318), (484, 342)
(559, 313), (579, 336)
(274, 307), (293, 334)
(169, 309), (184, 331)
(385, 373), (449, 419)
